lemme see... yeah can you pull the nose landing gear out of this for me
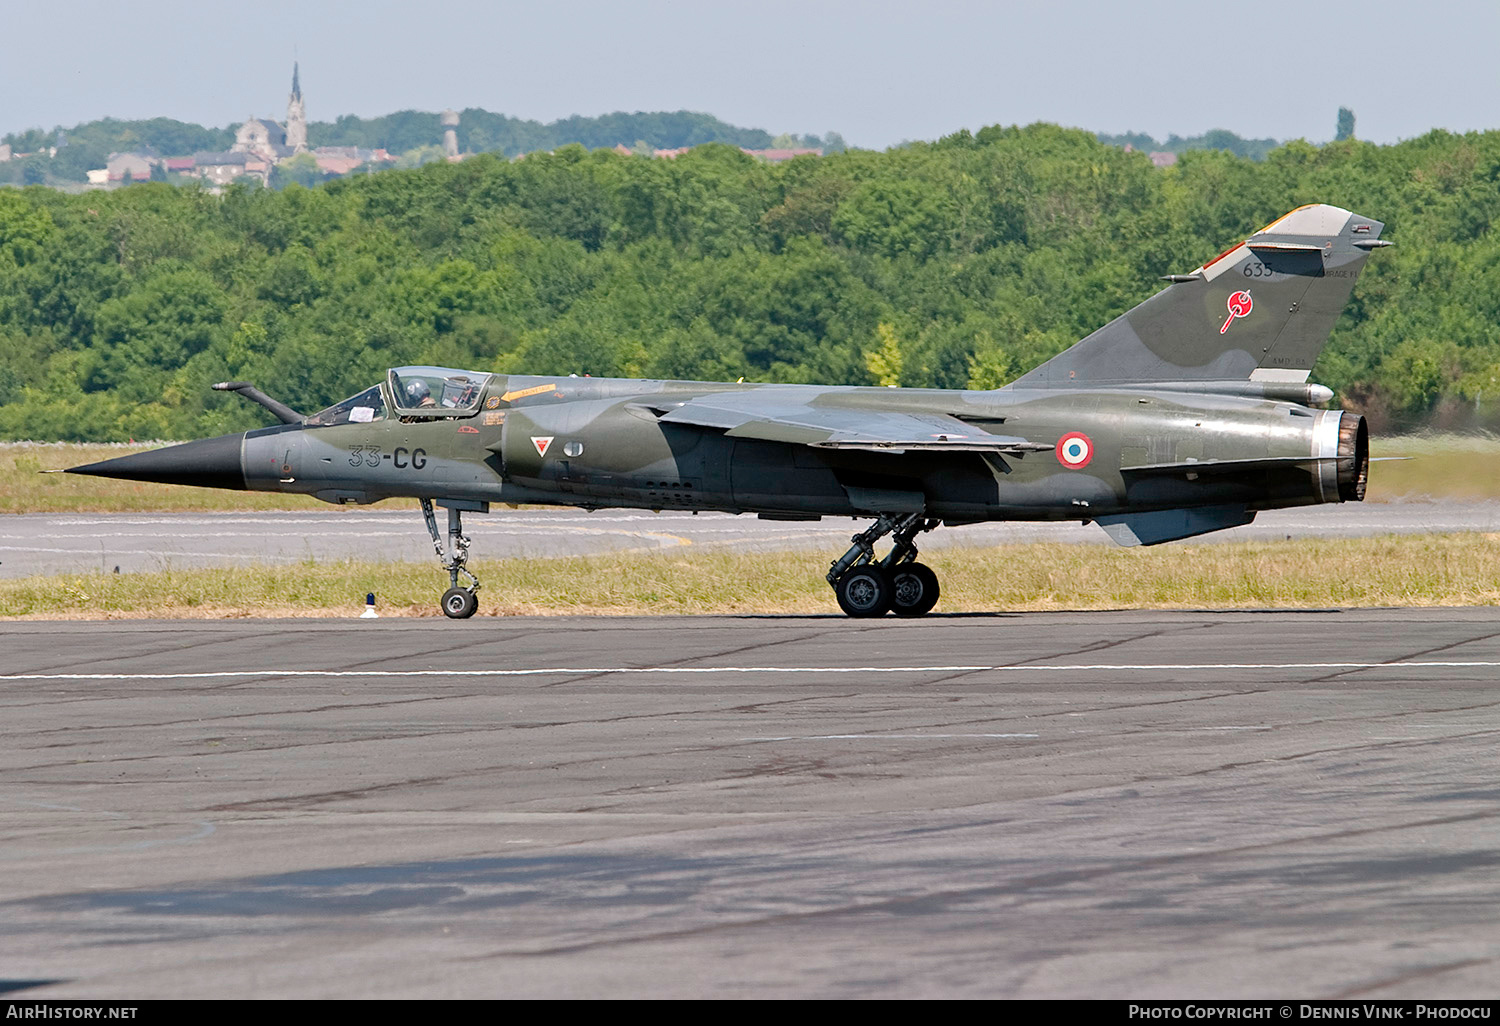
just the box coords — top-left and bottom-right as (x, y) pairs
(421, 498), (481, 618)
(826, 513), (941, 618)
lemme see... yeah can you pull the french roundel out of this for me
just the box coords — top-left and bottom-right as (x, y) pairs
(1056, 431), (1094, 469)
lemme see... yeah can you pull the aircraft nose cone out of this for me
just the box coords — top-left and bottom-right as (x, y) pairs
(66, 433), (248, 491)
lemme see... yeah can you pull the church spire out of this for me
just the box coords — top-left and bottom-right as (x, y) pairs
(286, 62), (307, 153)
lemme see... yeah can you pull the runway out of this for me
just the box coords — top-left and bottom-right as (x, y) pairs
(3, 610), (1500, 998)
(3, 500), (1498, 578)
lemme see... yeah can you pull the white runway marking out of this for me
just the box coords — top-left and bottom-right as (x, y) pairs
(4, 660), (1500, 682)
(0, 532), (413, 541)
(744, 733), (1040, 741)
(42, 513), (799, 528)
(0, 545), (313, 560)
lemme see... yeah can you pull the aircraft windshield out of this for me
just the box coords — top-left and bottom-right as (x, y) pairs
(307, 384), (386, 426)
(388, 367), (491, 416)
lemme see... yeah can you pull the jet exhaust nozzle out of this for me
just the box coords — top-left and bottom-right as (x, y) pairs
(65, 433), (249, 491)
(1337, 414), (1368, 502)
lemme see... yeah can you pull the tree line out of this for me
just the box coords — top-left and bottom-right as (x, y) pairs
(0, 121), (1497, 441)
(1095, 128), (1281, 162)
(0, 110), (840, 188)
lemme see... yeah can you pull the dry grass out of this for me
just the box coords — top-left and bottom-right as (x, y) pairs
(4, 533), (1497, 619)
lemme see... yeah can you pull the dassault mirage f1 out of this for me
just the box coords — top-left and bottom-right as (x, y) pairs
(68, 204), (1389, 618)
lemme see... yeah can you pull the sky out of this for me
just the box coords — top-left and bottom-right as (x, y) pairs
(3, 0), (1496, 148)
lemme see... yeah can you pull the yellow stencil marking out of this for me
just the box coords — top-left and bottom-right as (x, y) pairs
(501, 383), (558, 402)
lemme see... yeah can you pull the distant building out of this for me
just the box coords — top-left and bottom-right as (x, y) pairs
(286, 63), (308, 153)
(106, 151), (156, 182)
(229, 65), (306, 165)
(1149, 151), (1178, 168)
(310, 146), (394, 176)
(744, 147), (822, 162)
(161, 65), (436, 188)
(233, 118), (292, 162)
(195, 151), (271, 186)
(441, 109), (460, 160)
(650, 146), (822, 162)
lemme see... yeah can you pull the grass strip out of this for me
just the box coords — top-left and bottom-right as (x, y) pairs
(3, 533), (1497, 619)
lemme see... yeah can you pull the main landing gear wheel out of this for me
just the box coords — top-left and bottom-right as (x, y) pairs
(890, 562), (940, 618)
(826, 513), (943, 619)
(441, 587), (479, 619)
(834, 565), (894, 618)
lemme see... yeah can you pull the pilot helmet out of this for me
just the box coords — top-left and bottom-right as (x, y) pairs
(403, 378), (431, 406)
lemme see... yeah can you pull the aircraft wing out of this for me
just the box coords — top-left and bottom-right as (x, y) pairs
(639, 393), (1050, 454)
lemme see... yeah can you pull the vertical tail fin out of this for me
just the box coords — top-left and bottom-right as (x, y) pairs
(1008, 204), (1387, 388)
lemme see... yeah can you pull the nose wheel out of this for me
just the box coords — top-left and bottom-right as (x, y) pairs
(441, 587), (479, 619)
(827, 513), (941, 618)
(422, 498), (481, 619)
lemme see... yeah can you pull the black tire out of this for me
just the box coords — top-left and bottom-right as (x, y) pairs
(890, 562), (940, 617)
(441, 587), (478, 619)
(834, 565), (893, 618)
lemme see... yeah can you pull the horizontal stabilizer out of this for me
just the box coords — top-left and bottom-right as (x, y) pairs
(1095, 505), (1256, 546)
(1246, 241), (1323, 253)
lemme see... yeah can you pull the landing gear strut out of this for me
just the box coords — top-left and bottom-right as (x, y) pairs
(422, 498), (480, 619)
(826, 513), (941, 618)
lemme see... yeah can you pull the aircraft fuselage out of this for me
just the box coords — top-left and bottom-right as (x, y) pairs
(238, 374), (1363, 524)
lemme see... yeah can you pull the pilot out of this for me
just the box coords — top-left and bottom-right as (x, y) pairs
(404, 379), (438, 408)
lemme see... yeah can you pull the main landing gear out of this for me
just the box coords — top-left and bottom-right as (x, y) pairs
(422, 498), (480, 618)
(826, 513), (941, 619)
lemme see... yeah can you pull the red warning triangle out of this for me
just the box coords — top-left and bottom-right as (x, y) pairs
(531, 436), (554, 457)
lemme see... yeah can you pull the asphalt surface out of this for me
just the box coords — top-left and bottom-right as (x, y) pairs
(3, 500), (1499, 578)
(4, 610), (1500, 998)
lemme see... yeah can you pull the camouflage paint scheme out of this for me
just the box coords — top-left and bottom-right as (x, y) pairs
(69, 205), (1388, 617)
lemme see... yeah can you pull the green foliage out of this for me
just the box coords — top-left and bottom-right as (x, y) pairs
(1098, 128), (1281, 161)
(1336, 107), (1356, 142)
(865, 322), (905, 387)
(2, 122), (1500, 438)
(312, 108), (779, 157)
(2, 118), (235, 187)
(394, 145), (449, 170)
(269, 153), (325, 190)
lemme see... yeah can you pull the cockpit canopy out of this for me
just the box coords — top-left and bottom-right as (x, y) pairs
(388, 367), (491, 416)
(307, 367), (492, 426)
(306, 384), (385, 426)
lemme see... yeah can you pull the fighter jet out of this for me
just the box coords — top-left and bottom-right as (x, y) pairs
(68, 204), (1389, 618)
